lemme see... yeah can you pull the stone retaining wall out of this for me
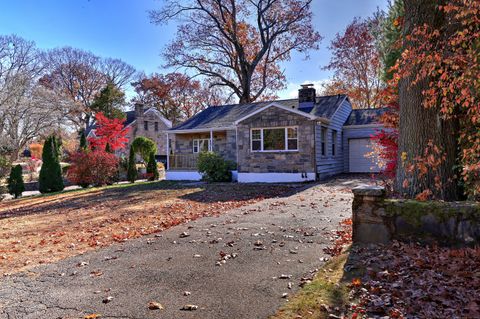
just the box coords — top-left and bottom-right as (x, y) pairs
(352, 185), (480, 245)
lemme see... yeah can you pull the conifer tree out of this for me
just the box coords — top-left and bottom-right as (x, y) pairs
(7, 164), (24, 199)
(105, 142), (112, 153)
(127, 145), (137, 183)
(79, 131), (88, 151)
(39, 136), (65, 193)
(146, 152), (159, 181)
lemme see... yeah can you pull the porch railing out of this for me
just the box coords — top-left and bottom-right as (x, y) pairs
(168, 154), (199, 170)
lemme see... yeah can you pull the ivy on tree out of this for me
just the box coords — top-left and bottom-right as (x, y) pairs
(7, 164), (24, 199)
(39, 135), (64, 193)
(131, 137), (157, 164)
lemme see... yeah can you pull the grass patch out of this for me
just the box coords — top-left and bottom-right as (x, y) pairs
(7, 180), (173, 203)
(272, 248), (363, 319)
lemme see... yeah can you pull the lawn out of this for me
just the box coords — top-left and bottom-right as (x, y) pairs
(0, 180), (295, 275)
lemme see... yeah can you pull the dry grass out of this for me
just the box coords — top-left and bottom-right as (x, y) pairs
(271, 249), (361, 319)
(0, 181), (295, 275)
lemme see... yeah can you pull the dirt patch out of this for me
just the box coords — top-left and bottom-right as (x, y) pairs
(0, 181), (297, 275)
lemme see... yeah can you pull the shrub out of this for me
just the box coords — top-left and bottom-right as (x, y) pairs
(29, 143), (43, 159)
(67, 150), (119, 188)
(146, 152), (159, 181)
(127, 145), (138, 183)
(197, 152), (236, 182)
(39, 135), (64, 193)
(131, 137), (157, 164)
(7, 164), (24, 199)
(0, 155), (10, 200)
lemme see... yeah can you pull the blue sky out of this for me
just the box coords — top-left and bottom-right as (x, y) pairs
(0, 0), (387, 99)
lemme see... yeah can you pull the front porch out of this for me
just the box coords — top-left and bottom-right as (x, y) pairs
(166, 128), (237, 181)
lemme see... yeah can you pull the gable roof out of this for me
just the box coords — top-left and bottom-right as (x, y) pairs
(85, 107), (171, 137)
(345, 108), (387, 126)
(170, 94), (349, 131)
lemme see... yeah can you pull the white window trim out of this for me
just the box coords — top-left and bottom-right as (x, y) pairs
(250, 126), (299, 153)
(193, 138), (211, 153)
(321, 126), (327, 157)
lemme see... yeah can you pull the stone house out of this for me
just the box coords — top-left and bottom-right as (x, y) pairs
(86, 103), (172, 161)
(166, 84), (386, 183)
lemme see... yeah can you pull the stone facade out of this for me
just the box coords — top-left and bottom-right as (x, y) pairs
(352, 185), (480, 246)
(172, 130), (237, 163)
(120, 105), (171, 157)
(236, 107), (316, 173)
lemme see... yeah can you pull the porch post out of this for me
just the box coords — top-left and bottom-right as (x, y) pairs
(210, 129), (213, 152)
(166, 132), (170, 170)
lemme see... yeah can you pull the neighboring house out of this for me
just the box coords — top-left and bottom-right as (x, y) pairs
(86, 103), (172, 160)
(166, 84), (385, 183)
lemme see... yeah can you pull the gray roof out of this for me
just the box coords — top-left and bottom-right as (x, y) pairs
(345, 108), (386, 126)
(85, 110), (140, 136)
(170, 95), (349, 131)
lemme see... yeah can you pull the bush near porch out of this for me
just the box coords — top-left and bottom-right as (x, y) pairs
(197, 151), (237, 182)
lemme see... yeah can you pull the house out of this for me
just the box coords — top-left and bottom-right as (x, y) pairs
(165, 84), (385, 183)
(86, 103), (172, 160)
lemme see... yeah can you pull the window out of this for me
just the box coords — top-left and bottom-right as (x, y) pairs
(154, 122), (159, 131)
(321, 127), (327, 156)
(144, 121), (148, 131)
(251, 129), (262, 151)
(332, 130), (338, 156)
(193, 139), (210, 153)
(251, 127), (298, 152)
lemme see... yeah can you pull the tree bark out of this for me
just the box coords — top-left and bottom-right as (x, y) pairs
(395, 0), (459, 200)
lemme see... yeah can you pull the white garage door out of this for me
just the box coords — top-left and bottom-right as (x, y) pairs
(349, 138), (381, 173)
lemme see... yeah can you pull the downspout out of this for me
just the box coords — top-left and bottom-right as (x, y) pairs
(166, 132), (170, 170)
(210, 129), (213, 152)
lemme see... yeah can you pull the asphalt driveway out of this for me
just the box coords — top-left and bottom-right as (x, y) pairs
(0, 176), (372, 319)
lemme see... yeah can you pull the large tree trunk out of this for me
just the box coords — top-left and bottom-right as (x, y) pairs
(395, 0), (459, 200)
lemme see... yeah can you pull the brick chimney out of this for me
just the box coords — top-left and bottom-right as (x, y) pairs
(134, 102), (144, 118)
(298, 84), (316, 103)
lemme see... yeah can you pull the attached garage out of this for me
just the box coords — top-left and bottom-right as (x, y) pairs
(348, 138), (381, 173)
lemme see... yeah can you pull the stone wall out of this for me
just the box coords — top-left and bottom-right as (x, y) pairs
(236, 107), (315, 173)
(122, 110), (170, 157)
(173, 130), (237, 163)
(352, 186), (480, 246)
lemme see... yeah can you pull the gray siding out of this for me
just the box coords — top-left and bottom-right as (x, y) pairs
(342, 126), (382, 172)
(315, 99), (352, 180)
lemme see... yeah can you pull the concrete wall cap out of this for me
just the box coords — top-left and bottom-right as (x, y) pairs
(352, 185), (385, 197)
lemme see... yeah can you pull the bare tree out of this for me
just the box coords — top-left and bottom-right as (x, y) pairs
(0, 35), (66, 161)
(101, 57), (137, 88)
(42, 47), (136, 131)
(151, 0), (322, 103)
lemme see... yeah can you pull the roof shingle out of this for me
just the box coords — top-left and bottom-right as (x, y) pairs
(345, 108), (386, 126)
(170, 95), (349, 131)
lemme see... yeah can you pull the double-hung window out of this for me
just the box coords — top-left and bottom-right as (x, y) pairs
(154, 122), (159, 132)
(251, 127), (298, 152)
(193, 139), (210, 153)
(144, 121), (149, 131)
(321, 127), (327, 156)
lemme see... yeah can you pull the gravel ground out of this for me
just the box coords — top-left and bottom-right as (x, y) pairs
(0, 176), (374, 319)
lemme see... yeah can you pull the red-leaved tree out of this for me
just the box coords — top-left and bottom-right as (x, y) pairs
(88, 112), (129, 151)
(133, 73), (224, 124)
(393, 0), (479, 199)
(67, 150), (119, 187)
